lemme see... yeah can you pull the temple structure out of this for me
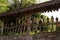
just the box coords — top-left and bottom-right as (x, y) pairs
(0, 0), (60, 35)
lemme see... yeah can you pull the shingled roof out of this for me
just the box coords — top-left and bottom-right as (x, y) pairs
(0, 0), (60, 17)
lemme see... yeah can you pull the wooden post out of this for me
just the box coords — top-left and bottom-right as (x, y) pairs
(10, 22), (13, 33)
(1, 20), (4, 35)
(26, 15), (32, 34)
(34, 18), (39, 33)
(39, 20), (41, 32)
(16, 18), (21, 33)
(23, 15), (27, 32)
(31, 18), (35, 31)
(40, 15), (44, 32)
(41, 15), (44, 23)
(51, 16), (54, 32)
(20, 16), (23, 33)
(56, 17), (58, 31)
(47, 17), (49, 32)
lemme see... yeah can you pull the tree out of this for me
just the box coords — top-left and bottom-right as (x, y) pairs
(0, 0), (9, 13)
(21, 0), (35, 8)
(8, 0), (36, 10)
(8, 0), (21, 10)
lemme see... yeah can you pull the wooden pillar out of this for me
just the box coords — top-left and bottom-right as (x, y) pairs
(51, 16), (54, 32)
(10, 22), (13, 33)
(16, 18), (21, 33)
(16, 18), (21, 25)
(47, 17), (49, 32)
(23, 15), (27, 32)
(40, 15), (44, 32)
(20, 16), (24, 33)
(26, 15), (32, 34)
(21, 15), (26, 33)
(41, 15), (44, 23)
(56, 17), (58, 31)
(34, 18), (38, 33)
(31, 18), (34, 31)
(0, 20), (4, 35)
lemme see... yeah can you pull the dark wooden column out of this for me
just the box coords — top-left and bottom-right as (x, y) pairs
(56, 17), (58, 31)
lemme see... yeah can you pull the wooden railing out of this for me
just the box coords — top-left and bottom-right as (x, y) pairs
(0, 16), (60, 35)
(0, 22), (59, 35)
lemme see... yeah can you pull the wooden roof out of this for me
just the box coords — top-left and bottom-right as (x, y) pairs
(0, 0), (60, 17)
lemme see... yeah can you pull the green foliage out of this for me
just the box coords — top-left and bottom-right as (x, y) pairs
(32, 14), (40, 18)
(0, 0), (36, 12)
(0, 6), (9, 13)
(21, 0), (36, 7)
(43, 15), (48, 23)
(0, 0), (9, 13)
(8, 0), (21, 10)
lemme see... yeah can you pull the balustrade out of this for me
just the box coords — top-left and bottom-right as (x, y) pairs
(0, 15), (60, 35)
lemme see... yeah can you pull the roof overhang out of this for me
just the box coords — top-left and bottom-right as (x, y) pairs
(0, 0), (60, 17)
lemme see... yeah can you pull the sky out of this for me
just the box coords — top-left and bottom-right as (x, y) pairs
(36, 0), (51, 3)
(42, 9), (60, 21)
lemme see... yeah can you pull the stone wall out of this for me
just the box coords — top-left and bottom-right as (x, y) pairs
(0, 32), (60, 40)
(33, 32), (60, 40)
